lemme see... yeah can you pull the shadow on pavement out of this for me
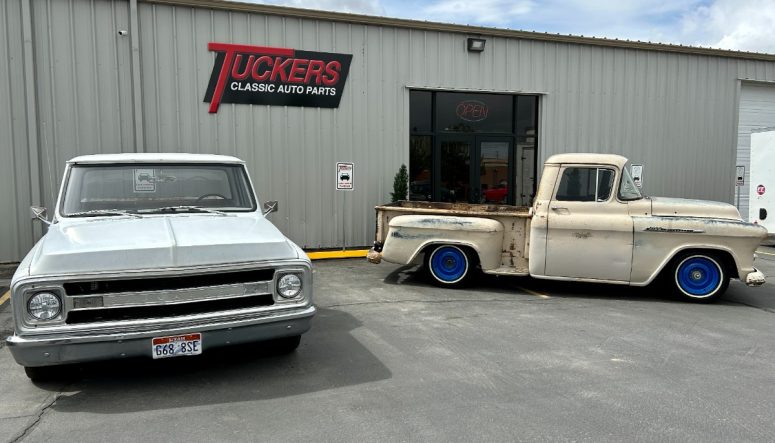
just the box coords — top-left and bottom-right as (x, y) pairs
(383, 264), (710, 305)
(34, 308), (390, 413)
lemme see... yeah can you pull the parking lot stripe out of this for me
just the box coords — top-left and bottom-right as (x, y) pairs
(307, 249), (368, 260)
(0, 290), (9, 307)
(757, 249), (775, 257)
(515, 285), (550, 299)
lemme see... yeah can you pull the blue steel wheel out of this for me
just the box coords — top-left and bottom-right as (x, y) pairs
(427, 245), (470, 285)
(673, 254), (725, 300)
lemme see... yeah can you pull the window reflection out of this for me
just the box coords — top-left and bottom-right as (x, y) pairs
(409, 136), (432, 201)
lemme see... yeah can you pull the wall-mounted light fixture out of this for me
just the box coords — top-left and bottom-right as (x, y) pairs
(467, 37), (486, 52)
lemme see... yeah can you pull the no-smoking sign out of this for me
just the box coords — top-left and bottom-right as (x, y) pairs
(757, 184), (766, 196)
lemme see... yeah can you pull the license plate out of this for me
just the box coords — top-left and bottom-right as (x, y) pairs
(151, 333), (202, 359)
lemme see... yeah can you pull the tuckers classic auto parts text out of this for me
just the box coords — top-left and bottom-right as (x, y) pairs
(204, 42), (353, 112)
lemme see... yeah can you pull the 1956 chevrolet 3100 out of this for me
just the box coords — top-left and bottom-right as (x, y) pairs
(7, 153), (315, 380)
(368, 153), (767, 302)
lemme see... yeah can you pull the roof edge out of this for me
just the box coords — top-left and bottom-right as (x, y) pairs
(142, 0), (775, 62)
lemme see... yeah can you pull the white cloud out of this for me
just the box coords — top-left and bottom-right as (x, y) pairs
(681, 0), (775, 53)
(421, 0), (535, 26)
(249, 0), (775, 54)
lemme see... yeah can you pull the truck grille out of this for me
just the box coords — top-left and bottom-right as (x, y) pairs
(63, 269), (275, 295)
(62, 268), (277, 324)
(65, 293), (274, 324)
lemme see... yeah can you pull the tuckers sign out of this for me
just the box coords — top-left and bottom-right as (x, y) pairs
(204, 42), (353, 113)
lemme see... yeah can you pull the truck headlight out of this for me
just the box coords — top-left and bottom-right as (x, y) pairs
(27, 292), (62, 320)
(277, 274), (303, 298)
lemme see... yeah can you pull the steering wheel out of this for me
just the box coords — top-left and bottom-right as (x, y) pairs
(195, 193), (227, 202)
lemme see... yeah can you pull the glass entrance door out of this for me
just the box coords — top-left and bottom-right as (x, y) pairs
(478, 138), (512, 204)
(438, 138), (472, 202)
(437, 136), (514, 204)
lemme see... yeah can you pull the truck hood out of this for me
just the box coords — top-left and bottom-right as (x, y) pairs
(28, 215), (299, 276)
(650, 197), (742, 221)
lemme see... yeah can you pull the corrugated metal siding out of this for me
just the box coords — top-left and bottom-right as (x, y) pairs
(31, 0), (135, 208)
(737, 82), (775, 220)
(3, 0), (775, 261)
(0, 0), (33, 262)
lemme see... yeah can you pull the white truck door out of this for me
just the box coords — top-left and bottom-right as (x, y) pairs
(544, 165), (634, 281)
(749, 130), (775, 231)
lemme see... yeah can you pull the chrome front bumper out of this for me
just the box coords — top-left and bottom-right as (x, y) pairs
(745, 268), (766, 287)
(6, 305), (316, 367)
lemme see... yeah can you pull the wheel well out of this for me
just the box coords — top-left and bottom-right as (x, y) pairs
(421, 243), (480, 266)
(667, 248), (738, 279)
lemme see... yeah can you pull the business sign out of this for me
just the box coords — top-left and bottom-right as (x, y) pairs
(336, 162), (354, 191)
(204, 43), (353, 113)
(455, 100), (489, 122)
(757, 184), (766, 196)
(736, 165), (745, 187)
(631, 164), (643, 188)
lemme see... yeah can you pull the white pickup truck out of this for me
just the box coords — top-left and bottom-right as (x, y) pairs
(7, 153), (315, 380)
(368, 154), (767, 302)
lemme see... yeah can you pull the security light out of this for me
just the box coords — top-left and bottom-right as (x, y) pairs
(467, 38), (486, 52)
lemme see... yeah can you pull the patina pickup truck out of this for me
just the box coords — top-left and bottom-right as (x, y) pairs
(7, 153), (315, 380)
(369, 154), (767, 302)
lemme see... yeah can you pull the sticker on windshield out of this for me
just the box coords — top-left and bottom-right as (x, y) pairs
(134, 169), (156, 192)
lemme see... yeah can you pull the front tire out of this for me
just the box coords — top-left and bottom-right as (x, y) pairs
(425, 245), (473, 287)
(268, 335), (301, 354)
(24, 366), (60, 382)
(671, 253), (729, 302)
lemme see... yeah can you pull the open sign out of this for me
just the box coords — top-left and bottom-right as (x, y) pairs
(455, 100), (489, 122)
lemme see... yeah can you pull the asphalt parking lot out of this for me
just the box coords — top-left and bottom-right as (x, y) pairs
(1, 249), (775, 442)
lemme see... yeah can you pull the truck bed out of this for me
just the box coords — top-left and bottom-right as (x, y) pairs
(373, 201), (531, 275)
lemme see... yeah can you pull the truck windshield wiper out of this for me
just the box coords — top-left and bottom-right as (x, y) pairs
(68, 209), (142, 218)
(138, 206), (228, 216)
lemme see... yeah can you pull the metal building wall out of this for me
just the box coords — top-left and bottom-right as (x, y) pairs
(3, 0), (775, 262)
(0, 0), (34, 263)
(736, 82), (775, 220)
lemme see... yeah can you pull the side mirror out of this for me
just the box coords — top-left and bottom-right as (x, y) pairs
(31, 206), (51, 225)
(262, 201), (278, 215)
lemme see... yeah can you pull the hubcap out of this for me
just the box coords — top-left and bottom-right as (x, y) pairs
(430, 246), (468, 283)
(676, 256), (722, 297)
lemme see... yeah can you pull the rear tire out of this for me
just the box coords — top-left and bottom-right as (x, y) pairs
(424, 245), (474, 288)
(670, 252), (729, 302)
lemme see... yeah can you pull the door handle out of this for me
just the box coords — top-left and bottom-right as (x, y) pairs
(551, 206), (568, 211)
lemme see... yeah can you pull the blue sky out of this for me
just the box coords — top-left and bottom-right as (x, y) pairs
(254, 0), (775, 54)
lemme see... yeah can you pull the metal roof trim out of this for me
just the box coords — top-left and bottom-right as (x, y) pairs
(142, 0), (775, 62)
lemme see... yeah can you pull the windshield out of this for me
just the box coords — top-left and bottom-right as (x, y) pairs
(61, 163), (256, 216)
(618, 163), (643, 201)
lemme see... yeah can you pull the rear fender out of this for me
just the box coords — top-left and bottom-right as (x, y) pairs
(380, 215), (504, 270)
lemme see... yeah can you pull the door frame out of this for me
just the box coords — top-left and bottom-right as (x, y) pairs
(434, 135), (515, 204)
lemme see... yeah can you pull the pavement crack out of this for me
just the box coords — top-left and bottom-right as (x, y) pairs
(9, 387), (69, 443)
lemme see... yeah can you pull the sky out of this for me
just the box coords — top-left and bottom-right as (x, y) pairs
(254, 0), (775, 54)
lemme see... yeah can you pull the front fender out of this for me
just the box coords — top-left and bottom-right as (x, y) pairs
(631, 216), (766, 285)
(380, 215), (504, 270)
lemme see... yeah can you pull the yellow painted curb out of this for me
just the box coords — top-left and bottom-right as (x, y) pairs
(0, 290), (9, 307)
(306, 249), (369, 260)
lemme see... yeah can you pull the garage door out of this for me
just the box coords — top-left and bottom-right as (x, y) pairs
(736, 83), (775, 220)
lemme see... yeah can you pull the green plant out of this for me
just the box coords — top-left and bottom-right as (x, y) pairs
(391, 164), (408, 202)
